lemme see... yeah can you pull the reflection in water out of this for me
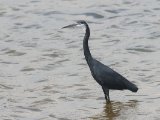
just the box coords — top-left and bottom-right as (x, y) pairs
(91, 100), (138, 120)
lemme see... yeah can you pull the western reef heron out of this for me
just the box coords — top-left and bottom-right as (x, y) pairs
(62, 20), (138, 102)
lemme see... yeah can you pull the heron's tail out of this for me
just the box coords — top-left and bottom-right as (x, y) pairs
(125, 80), (138, 92)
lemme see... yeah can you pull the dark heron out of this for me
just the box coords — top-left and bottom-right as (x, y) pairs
(62, 20), (138, 102)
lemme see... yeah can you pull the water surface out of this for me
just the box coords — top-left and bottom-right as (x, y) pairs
(0, 0), (160, 119)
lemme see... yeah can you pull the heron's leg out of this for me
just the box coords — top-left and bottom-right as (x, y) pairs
(102, 87), (107, 100)
(102, 87), (110, 102)
(106, 89), (110, 102)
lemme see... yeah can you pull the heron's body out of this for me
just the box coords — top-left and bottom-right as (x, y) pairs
(63, 20), (138, 102)
(89, 58), (137, 91)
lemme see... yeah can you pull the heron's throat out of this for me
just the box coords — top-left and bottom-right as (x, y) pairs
(83, 24), (92, 63)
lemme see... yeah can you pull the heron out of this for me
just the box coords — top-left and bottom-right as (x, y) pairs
(62, 20), (138, 102)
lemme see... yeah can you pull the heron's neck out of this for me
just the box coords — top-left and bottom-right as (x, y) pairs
(83, 24), (92, 63)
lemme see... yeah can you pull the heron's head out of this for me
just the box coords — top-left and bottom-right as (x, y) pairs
(62, 20), (87, 29)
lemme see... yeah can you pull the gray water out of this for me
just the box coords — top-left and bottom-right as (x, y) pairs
(0, 0), (160, 120)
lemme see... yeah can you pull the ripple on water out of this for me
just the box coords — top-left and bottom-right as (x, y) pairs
(22, 24), (42, 29)
(108, 15), (121, 19)
(30, 0), (39, 3)
(126, 47), (155, 53)
(72, 12), (104, 19)
(72, 92), (94, 100)
(68, 73), (79, 76)
(0, 84), (13, 90)
(17, 106), (41, 112)
(40, 63), (60, 71)
(148, 32), (160, 39)
(36, 79), (48, 83)
(84, 12), (104, 19)
(0, 61), (18, 64)
(4, 49), (26, 56)
(0, 11), (6, 16)
(43, 53), (59, 58)
(21, 42), (37, 48)
(43, 11), (63, 16)
(43, 50), (67, 58)
(105, 9), (127, 14)
(42, 85), (59, 94)
(58, 96), (74, 101)
(21, 67), (35, 72)
(31, 98), (54, 107)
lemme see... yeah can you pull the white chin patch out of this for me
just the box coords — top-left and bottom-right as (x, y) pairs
(76, 24), (84, 27)
(76, 24), (85, 31)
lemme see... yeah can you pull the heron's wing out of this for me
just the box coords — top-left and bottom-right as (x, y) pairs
(92, 59), (138, 91)
(92, 59), (128, 89)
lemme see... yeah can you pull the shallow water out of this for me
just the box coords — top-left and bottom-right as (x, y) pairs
(0, 0), (160, 120)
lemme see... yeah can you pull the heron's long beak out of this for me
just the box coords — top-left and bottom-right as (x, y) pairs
(62, 23), (78, 29)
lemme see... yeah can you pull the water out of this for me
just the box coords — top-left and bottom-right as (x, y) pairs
(0, 0), (160, 119)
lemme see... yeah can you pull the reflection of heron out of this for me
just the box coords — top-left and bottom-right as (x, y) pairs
(62, 20), (138, 102)
(91, 100), (138, 120)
